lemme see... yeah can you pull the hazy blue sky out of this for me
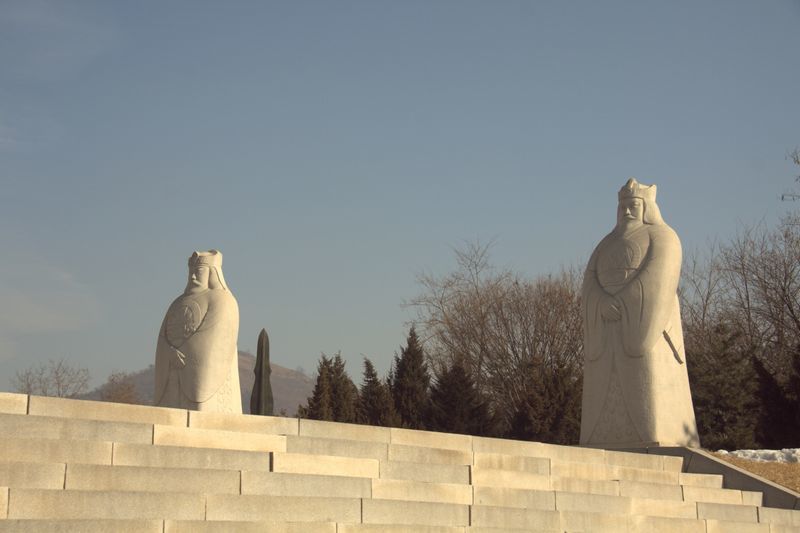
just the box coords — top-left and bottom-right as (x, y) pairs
(1, 1), (799, 392)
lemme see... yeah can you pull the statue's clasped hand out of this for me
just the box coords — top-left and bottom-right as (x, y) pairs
(173, 349), (187, 368)
(600, 296), (621, 321)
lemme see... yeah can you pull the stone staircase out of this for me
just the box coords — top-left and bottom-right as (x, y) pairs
(1, 392), (799, 532)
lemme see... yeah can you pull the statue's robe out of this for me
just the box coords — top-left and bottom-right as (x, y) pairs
(581, 222), (699, 447)
(154, 288), (242, 413)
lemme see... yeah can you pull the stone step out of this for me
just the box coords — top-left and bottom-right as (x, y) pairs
(64, 463), (241, 494)
(111, 441), (270, 471)
(27, 395), (187, 426)
(0, 461), (66, 490)
(0, 412), (153, 445)
(379, 459), (471, 484)
(272, 452), (379, 478)
(0, 437), (112, 465)
(0, 519), (163, 533)
(165, 521), (337, 533)
(5, 488), (206, 520)
(242, 471), (371, 498)
(153, 424), (286, 452)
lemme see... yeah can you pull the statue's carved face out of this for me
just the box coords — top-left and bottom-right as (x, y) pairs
(187, 264), (210, 293)
(617, 197), (644, 229)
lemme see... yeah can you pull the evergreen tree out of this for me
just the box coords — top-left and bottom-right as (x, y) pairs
(754, 356), (797, 448)
(391, 326), (431, 429)
(298, 355), (334, 421)
(427, 359), (492, 436)
(687, 327), (760, 450)
(357, 357), (399, 427)
(508, 360), (581, 445)
(330, 352), (359, 423)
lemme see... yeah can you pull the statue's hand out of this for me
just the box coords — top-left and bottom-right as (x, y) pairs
(173, 348), (187, 368)
(600, 296), (621, 321)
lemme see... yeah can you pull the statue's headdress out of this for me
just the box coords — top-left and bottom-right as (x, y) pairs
(618, 178), (657, 203)
(187, 249), (228, 290)
(617, 178), (663, 225)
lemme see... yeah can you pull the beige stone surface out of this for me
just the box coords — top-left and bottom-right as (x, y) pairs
(616, 465), (680, 484)
(153, 424), (286, 452)
(663, 455), (685, 472)
(470, 505), (560, 530)
(555, 491), (631, 514)
(627, 515), (705, 533)
(744, 490), (764, 506)
(241, 471), (370, 498)
(472, 452), (550, 474)
(286, 435), (387, 460)
(299, 418), (389, 443)
(379, 460), (470, 484)
(339, 526), (465, 533)
(205, 494), (361, 522)
(0, 393), (27, 415)
(371, 478), (472, 505)
(271, 452), (378, 478)
(705, 520), (770, 533)
(7, 488), (205, 519)
(471, 436), (542, 457)
(28, 395), (187, 426)
(388, 444), (472, 465)
(112, 442), (270, 471)
(472, 467), (550, 491)
(698, 501), (759, 522)
(771, 526), (800, 533)
(1, 437), (111, 465)
(680, 471), (723, 488)
(551, 460), (615, 481)
(618, 479), (683, 500)
(683, 485), (743, 504)
(0, 461), (65, 490)
(581, 179), (699, 447)
(189, 410), (298, 435)
(155, 249), (241, 413)
(165, 521), (336, 533)
(534, 442), (607, 464)
(472, 486), (555, 510)
(390, 427), (472, 451)
(362, 499), (469, 527)
(0, 412), (153, 444)
(0, 519), (163, 533)
(551, 476), (619, 496)
(629, 497), (698, 519)
(65, 463), (240, 494)
(605, 449), (665, 470)
(559, 510), (629, 532)
(759, 506), (800, 526)
(0, 486), (6, 519)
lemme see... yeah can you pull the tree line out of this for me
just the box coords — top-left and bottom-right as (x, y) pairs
(299, 214), (800, 450)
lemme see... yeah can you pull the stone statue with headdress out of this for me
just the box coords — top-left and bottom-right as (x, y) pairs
(154, 249), (242, 413)
(581, 179), (699, 447)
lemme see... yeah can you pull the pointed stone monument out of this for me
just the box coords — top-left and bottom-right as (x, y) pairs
(581, 179), (699, 447)
(250, 327), (274, 416)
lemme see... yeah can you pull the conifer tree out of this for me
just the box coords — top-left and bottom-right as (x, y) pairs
(330, 352), (359, 423)
(427, 359), (492, 436)
(687, 327), (760, 450)
(357, 357), (399, 427)
(508, 360), (581, 444)
(390, 326), (431, 429)
(299, 355), (334, 421)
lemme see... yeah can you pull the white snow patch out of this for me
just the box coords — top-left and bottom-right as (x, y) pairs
(717, 449), (800, 463)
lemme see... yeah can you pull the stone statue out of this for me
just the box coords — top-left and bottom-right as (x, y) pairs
(580, 179), (699, 447)
(250, 328), (274, 416)
(154, 250), (242, 413)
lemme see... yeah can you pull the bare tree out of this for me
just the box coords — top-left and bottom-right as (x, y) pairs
(407, 242), (583, 432)
(11, 358), (90, 398)
(99, 371), (140, 404)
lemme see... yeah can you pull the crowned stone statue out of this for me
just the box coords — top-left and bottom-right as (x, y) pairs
(581, 179), (699, 447)
(154, 250), (242, 413)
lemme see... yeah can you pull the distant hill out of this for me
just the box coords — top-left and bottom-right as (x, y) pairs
(83, 351), (314, 416)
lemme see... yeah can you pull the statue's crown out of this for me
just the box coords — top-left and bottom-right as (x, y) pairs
(618, 178), (657, 202)
(188, 249), (223, 268)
